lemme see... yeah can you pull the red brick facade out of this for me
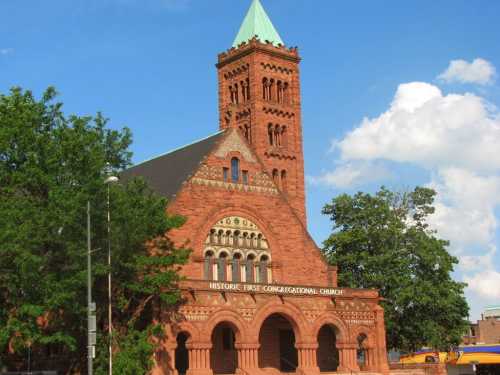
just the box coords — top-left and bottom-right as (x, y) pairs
(150, 26), (390, 375)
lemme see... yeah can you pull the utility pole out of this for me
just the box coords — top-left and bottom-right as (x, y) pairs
(87, 201), (96, 375)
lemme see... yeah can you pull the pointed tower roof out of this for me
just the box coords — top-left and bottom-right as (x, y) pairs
(232, 0), (284, 48)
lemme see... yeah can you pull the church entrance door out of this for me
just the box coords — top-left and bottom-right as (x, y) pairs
(279, 329), (298, 372)
(175, 332), (189, 375)
(259, 313), (298, 373)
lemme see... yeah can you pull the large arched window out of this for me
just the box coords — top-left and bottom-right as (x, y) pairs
(246, 254), (255, 283)
(259, 255), (269, 284)
(218, 252), (228, 281)
(204, 217), (272, 284)
(231, 157), (240, 182)
(232, 253), (242, 282)
(204, 251), (214, 280)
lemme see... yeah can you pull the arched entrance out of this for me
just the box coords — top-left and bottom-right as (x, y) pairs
(175, 332), (190, 375)
(259, 313), (298, 373)
(317, 325), (340, 372)
(357, 333), (368, 369)
(211, 322), (238, 374)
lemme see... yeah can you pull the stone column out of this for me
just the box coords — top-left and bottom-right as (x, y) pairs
(296, 342), (319, 375)
(359, 345), (373, 371)
(336, 343), (359, 372)
(374, 306), (390, 375)
(235, 342), (260, 373)
(186, 342), (213, 375)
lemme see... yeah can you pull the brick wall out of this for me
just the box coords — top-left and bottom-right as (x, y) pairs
(478, 318), (500, 344)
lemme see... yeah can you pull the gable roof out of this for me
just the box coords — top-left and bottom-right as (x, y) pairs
(233, 0), (284, 48)
(121, 131), (224, 199)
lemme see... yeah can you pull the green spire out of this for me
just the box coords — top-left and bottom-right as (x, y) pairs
(232, 0), (284, 48)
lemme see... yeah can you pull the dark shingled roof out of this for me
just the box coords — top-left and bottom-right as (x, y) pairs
(121, 131), (224, 199)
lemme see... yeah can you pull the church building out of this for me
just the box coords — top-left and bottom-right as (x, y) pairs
(124, 1), (390, 374)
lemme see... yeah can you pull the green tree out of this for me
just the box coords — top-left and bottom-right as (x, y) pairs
(0, 87), (189, 373)
(322, 187), (469, 352)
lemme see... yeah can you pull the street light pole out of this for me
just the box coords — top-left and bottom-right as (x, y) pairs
(105, 175), (119, 375)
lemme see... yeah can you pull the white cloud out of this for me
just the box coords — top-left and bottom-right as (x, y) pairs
(310, 162), (391, 189)
(427, 168), (500, 250)
(337, 82), (500, 173)
(0, 48), (13, 56)
(438, 58), (496, 85)
(460, 245), (497, 272)
(464, 270), (500, 299)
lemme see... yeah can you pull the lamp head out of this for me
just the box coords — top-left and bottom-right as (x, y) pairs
(104, 176), (120, 184)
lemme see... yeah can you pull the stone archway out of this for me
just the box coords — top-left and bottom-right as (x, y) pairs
(350, 327), (377, 371)
(258, 313), (299, 373)
(175, 332), (190, 375)
(312, 314), (349, 372)
(357, 333), (369, 369)
(316, 325), (340, 372)
(211, 322), (239, 374)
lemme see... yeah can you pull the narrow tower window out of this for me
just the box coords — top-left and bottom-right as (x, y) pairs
(268, 124), (274, 146)
(272, 169), (279, 184)
(262, 78), (268, 100)
(243, 124), (250, 141)
(274, 125), (281, 146)
(231, 157), (240, 182)
(246, 78), (251, 100)
(241, 80), (247, 102)
(281, 170), (287, 192)
(277, 81), (283, 103)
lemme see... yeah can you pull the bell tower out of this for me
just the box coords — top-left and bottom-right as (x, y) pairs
(216, 0), (307, 225)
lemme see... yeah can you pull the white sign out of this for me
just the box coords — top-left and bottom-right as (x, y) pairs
(208, 282), (344, 296)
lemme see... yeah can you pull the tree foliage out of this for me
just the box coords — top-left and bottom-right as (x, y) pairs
(322, 187), (469, 352)
(0, 87), (189, 373)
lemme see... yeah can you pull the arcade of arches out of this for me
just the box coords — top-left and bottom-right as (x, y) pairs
(168, 306), (386, 375)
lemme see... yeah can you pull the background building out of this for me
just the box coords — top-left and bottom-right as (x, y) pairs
(463, 306), (500, 345)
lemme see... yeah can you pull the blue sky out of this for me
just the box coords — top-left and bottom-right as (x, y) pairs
(2, 0), (499, 321)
